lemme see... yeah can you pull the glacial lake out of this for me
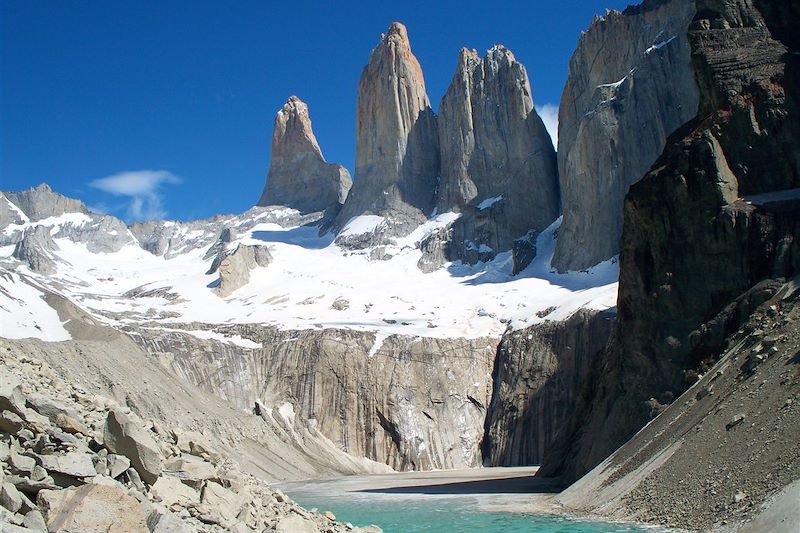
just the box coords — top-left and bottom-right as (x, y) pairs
(278, 468), (667, 533)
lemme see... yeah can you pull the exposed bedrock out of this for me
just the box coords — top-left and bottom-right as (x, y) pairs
(540, 0), (800, 484)
(128, 325), (497, 471)
(12, 225), (59, 275)
(435, 46), (559, 265)
(333, 22), (440, 237)
(209, 243), (273, 298)
(4, 183), (89, 222)
(482, 309), (615, 466)
(552, 0), (700, 272)
(257, 96), (352, 213)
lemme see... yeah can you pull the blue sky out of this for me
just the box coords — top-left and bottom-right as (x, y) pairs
(2, 0), (633, 222)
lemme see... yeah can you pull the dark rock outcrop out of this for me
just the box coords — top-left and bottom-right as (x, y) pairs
(333, 22), (440, 237)
(435, 46), (559, 265)
(540, 0), (800, 484)
(482, 309), (615, 466)
(552, 0), (700, 272)
(257, 96), (352, 213)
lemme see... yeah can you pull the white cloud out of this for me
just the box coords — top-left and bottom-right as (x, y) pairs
(536, 103), (559, 150)
(89, 170), (180, 221)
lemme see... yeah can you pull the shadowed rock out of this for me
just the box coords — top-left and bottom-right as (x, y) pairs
(435, 46), (559, 265)
(553, 0), (699, 272)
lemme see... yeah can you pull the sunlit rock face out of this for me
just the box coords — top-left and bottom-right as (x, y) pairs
(258, 96), (352, 214)
(333, 22), (440, 237)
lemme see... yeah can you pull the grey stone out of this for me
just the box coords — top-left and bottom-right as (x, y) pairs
(0, 482), (23, 513)
(39, 453), (97, 478)
(257, 96), (352, 213)
(436, 46), (559, 264)
(333, 22), (440, 237)
(103, 409), (163, 485)
(107, 454), (131, 479)
(148, 476), (200, 507)
(23, 510), (47, 532)
(275, 515), (319, 533)
(553, 0), (700, 271)
(38, 484), (148, 533)
(11, 226), (58, 275)
(211, 243), (272, 298)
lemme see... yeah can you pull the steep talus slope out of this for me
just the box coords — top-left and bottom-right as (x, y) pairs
(0, 338), (384, 532)
(333, 22), (440, 236)
(257, 96), (352, 214)
(433, 46), (559, 267)
(126, 325), (497, 471)
(541, 0), (800, 494)
(553, 0), (700, 272)
(556, 280), (800, 531)
(483, 309), (615, 467)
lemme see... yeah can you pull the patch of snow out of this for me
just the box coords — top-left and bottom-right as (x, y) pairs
(368, 332), (390, 358)
(339, 215), (386, 237)
(0, 271), (71, 341)
(742, 188), (800, 206)
(477, 196), (503, 210)
(278, 402), (296, 426)
(645, 36), (676, 55)
(147, 327), (262, 349)
(2, 196), (29, 224)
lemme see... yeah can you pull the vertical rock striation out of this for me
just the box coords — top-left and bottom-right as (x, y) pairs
(434, 46), (559, 265)
(257, 96), (352, 213)
(333, 22), (440, 236)
(540, 0), (800, 484)
(482, 309), (615, 466)
(552, 0), (699, 272)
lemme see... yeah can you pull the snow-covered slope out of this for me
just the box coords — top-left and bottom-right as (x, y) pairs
(0, 191), (617, 343)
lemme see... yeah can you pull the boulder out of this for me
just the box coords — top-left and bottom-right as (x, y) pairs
(201, 481), (245, 522)
(276, 515), (319, 533)
(39, 453), (97, 478)
(38, 484), (148, 533)
(103, 409), (163, 485)
(148, 476), (200, 508)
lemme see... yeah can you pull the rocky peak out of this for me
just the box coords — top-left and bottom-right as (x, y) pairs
(4, 183), (90, 222)
(332, 21), (440, 237)
(257, 96), (352, 214)
(433, 43), (559, 266)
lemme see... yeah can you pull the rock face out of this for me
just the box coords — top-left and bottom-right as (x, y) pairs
(257, 96), (352, 213)
(12, 226), (59, 275)
(540, 0), (800, 484)
(482, 309), (615, 466)
(333, 22), (440, 236)
(552, 0), (700, 272)
(436, 46), (559, 264)
(4, 184), (89, 222)
(129, 325), (497, 471)
(211, 244), (273, 298)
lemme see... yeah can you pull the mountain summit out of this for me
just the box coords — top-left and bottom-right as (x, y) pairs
(257, 96), (352, 213)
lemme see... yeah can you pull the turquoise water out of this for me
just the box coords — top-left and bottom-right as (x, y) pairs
(287, 491), (656, 533)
